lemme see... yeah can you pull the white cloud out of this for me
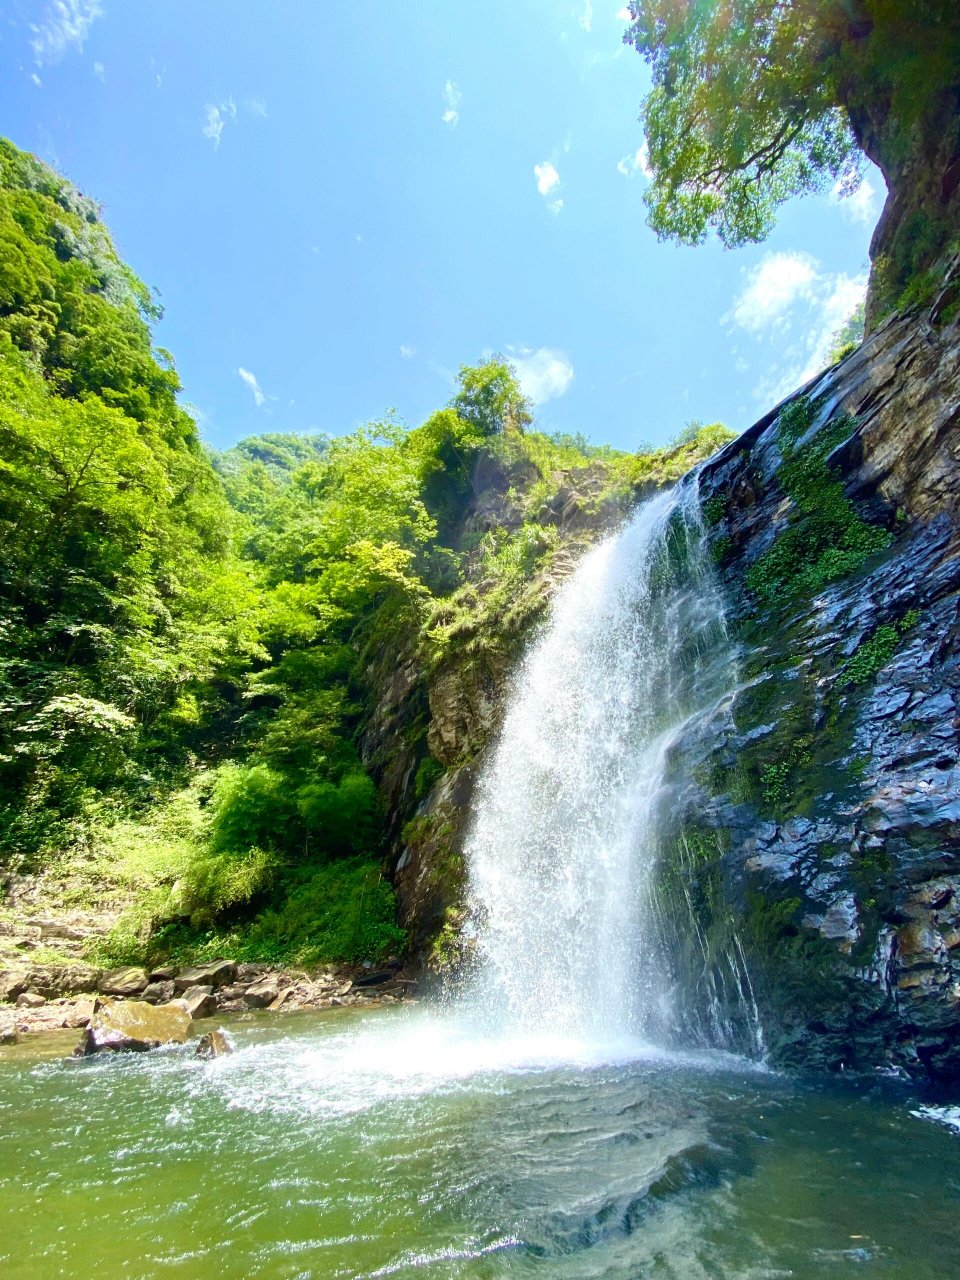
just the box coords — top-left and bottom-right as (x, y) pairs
(507, 346), (575, 405)
(442, 79), (461, 128)
(547, 198), (564, 216)
(30, 0), (103, 66)
(725, 250), (867, 402)
(237, 366), (268, 408)
(534, 161), (561, 197)
(616, 6), (633, 20)
(579, 0), (593, 33)
(92, 59), (104, 81)
(202, 98), (236, 148)
(31, 72), (42, 88)
(616, 141), (652, 179)
(247, 97), (268, 118)
(400, 344), (416, 359)
(727, 251), (820, 334)
(831, 174), (881, 226)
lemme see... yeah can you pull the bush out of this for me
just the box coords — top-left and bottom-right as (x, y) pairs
(208, 764), (298, 855)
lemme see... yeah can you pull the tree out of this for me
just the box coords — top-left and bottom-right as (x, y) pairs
(451, 356), (532, 436)
(623, 1), (960, 326)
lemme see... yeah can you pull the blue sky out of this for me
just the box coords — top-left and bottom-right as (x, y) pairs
(2, 1), (881, 451)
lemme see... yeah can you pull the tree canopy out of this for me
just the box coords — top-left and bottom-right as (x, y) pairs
(623, 1), (960, 319)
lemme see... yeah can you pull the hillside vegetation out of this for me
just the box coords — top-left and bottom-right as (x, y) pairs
(0, 138), (733, 971)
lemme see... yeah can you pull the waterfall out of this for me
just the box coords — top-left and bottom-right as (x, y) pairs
(462, 480), (741, 1047)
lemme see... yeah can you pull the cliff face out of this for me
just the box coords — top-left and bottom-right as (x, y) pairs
(360, 460), (631, 965)
(665, 283), (960, 1080)
(380, 284), (960, 1081)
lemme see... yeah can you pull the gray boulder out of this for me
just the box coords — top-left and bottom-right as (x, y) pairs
(174, 960), (236, 992)
(98, 966), (149, 996)
(179, 985), (217, 1019)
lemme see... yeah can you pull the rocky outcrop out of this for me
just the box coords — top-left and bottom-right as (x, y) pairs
(0, 959), (417, 1045)
(658, 293), (960, 1079)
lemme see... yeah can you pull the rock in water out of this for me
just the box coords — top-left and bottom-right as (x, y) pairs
(179, 985), (217, 1019)
(74, 999), (191, 1056)
(195, 1029), (233, 1058)
(98, 967), (149, 996)
(174, 960), (236, 992)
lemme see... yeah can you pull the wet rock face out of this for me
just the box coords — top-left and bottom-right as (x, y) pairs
(665, 299), (960, 1080)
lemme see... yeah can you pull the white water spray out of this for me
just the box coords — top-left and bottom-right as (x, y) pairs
(463, 482), (738, 1045)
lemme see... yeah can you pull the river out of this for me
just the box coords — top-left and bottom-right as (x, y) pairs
(1, 1006), (959, 1278)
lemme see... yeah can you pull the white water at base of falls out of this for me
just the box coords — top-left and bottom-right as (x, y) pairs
(460, 480), (740, 1048)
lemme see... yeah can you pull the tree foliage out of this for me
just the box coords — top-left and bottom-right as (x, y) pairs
(623, 1), (960, 286)
(0, 139), (253, 854)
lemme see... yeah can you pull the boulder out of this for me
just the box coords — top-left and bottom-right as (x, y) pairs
(64, 996), (97, 1029)
(141, 980), (175, 1005)
(0, 968), (29, 1003)
(148, 965), (177, 982)
(179, 985), (217, 1019)
(16, 991), (45, 1009)
(36, 921), (87, 941)
(74, 998), (191, 1055)
(99, 966), (149, 996)
(174, 960), (236, 992)
(353, 970), (394, 988)
(28, 964), (101, 997)
(243, 978), (279, 1008)
(195, 1028), (233, 1059)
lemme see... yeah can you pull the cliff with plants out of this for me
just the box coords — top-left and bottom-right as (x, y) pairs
(0, 137), (730, 994)
(650, 281), (960, 1080)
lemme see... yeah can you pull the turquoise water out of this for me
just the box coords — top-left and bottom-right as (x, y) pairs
(1, 1006), (959, 1278)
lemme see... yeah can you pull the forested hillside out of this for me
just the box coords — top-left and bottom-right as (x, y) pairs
(0, 138), (732, 973)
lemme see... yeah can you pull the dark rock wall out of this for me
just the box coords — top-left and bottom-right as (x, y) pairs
(666, 293), (960, 1079)
(365, 290), (960, 1080)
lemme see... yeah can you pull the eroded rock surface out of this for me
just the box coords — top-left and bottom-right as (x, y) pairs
(657, 296), (960, 1079)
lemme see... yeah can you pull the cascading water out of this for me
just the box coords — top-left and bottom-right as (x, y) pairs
(462, 479), (742, 1048)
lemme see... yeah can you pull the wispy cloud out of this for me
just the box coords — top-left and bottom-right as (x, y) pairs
(727, 251), (819, 334)
(579, 0), (593, 33)
(202, 97), (265, 148)
(831, 173), (881, 226)
(31, 0), (103, 66)
(92, 59), (104, 81)
(725, 250), (867, 401)
(400, 344), (416, 359)
(507, 346), (575, 404)
(442, 79), (461, 128)
(237, 366), (269, 408)
(202, 98), (236, 148)
(616, 141), (652, 179)
(616, 5), (633, 21)
(534, 160), (564, 215)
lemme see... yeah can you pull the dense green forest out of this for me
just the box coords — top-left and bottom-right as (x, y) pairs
(0, 137), (734, 968)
